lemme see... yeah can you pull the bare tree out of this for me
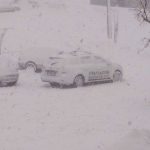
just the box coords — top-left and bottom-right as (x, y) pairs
(137, 0), (150, 23)
(107, 0), (112, 39)
(136, 0), (150, 51)
(113, 7), (119, 43)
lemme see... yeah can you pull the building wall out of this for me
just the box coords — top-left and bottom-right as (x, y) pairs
(90, 0), (139, 8)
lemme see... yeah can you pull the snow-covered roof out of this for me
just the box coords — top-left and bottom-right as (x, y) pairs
(57, 50), (94, 57)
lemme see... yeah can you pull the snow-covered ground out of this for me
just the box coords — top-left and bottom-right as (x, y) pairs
(0, 1), (150, 150)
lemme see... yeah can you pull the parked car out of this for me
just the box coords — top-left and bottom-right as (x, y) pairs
(0, 55), (19, 86)
(41, 50), (123, 87)
(18, 47), (59, 72)
(0, 6), (20, 13)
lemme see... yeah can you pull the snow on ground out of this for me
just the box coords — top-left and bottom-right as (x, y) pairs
(0, 1), (150, 150)
(106, 129), (150, 150)
(0, 48), (150, 150)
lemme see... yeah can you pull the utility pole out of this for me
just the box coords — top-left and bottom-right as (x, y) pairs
(113, 6), (119, 43)
(106, 0), (112, 39)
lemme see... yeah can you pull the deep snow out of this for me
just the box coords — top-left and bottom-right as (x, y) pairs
(0, 1), (150, 150)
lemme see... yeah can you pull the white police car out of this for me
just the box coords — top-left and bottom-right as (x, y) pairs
(41, 51), (123, 87)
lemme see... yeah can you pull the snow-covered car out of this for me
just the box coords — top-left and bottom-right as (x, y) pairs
(18, 47), (60, 73)
(0, 55), (19, 86)
(41, 51), (123, 87)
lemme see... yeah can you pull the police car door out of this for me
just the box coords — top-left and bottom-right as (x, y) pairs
(80, 56), (103, 82)
(80, 56), (95, 82)
(92, 56), (110, 81)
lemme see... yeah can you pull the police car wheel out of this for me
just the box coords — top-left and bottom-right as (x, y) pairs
(26, 62), (37, 72)
(7, 81), (17, 86)
(0, 82), (7, 87)
(50, 82), (57, 87)
(113, 70), (122, 82)
(74, 75), (84, 87)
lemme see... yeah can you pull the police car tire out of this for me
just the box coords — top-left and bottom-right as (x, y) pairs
(74, 75), (84, 87)
(0, 82), (7, 86)
(50, 82), (62, 88)
(113, 70), (122, 82)
(50, 82), (56, 87)
(25, 62), (37, 72)
(7, 81), (17, 86)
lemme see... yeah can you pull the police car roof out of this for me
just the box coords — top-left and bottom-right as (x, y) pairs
(57, 50), (93, 57)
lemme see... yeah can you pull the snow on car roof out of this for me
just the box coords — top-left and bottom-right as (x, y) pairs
(48, 51), (109, 64)
(56, 50), (93, 57)
(48, 51), (107, 63)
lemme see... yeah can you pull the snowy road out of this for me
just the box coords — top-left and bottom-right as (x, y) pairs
(0, 69), (150, 150)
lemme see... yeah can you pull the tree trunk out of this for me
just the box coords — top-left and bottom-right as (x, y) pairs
(114, 8), (119, 43)
(107, 0), (112, 39)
